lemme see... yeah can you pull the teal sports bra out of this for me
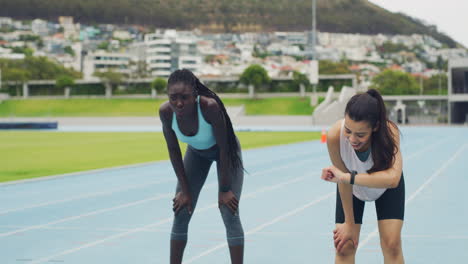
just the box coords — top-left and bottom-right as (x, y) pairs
(355, 147), (372, 162)
(171, 96), (216, 150)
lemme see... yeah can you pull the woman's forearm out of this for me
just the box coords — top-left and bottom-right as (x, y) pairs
(338, 182), (355, 224)
(218, 150), (231, 190)
(345, 170), (400, 189)
(168, 147), (189, 191)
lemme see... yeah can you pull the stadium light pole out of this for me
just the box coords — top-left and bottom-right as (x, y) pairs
(312, 0), (316, 61)
(311, 0), (318, 106)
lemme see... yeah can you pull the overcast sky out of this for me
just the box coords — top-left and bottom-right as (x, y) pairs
(369, 0), (468, 48)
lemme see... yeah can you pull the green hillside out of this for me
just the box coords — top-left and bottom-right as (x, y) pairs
(0, 0), (459, 47)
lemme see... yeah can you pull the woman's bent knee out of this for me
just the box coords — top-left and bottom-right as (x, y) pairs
(219, 206), (244, 246)
(171, 209), (193, 241)
(336, 240), (357, 258)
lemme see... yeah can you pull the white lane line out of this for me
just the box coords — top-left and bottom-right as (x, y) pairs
(0, 157), (316, 240)
(0, 225), (167, 233)
(243, 146), (326, 167)
(251, 157), (327, 178)
(0, 145), (326, 215)
(341, 136), (451, 248)
(0, 178), (175, 216)
(183, 192), (335, 264)
(1, 151), (324, 219)
(0, 168), (173, 200)
(0, 175), (309, 235)
(404, 137), (450, 160)
(0, 194), (172, 238)
(25, 173), (317, 264)
(405, 144), (467, 203)
(0, 140), (320, 189)
(358, 143), (468, 250)
(0, 160), (169, 187)
(402, 234), (468, 239)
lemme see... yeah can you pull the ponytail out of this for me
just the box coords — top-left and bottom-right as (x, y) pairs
(345, 89), (399, 173)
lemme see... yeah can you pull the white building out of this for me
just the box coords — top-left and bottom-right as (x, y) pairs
(434, 48), (468, 61)
(236, 43), (254, 62)
(423, 35), (443, 49)
(13, 21), (30, 31)
(59, 16), (79, 40)
(145, 30), (202, 77)
(402, 61), (425, 73)
(56, 42), (82, 72)
(274, 32), (308, 45)
(197, 40), (218, 56)
(266, 43), (303, 57)
(31, 19), (49, 36)
(83, 50), (132, 80)
(0, 30), (34, 42)
(113, 30), (132, 40)
(0, 46), (25, 60)
(128, 42), (147, 62)
(0, 17), (13, 27)
(318, 32), (375, 48)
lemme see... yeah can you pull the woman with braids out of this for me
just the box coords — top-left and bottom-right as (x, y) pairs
(159, 69), (244, 264)
(321, 89), (405, 264)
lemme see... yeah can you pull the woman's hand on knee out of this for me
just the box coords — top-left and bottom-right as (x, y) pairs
(173, 191), (193, 215)
(334, 223), (359, 253)
(218, 190), (239, 215)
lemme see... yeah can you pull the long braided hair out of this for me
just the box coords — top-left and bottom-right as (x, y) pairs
(167, 69), (243, 171)
(345, 89), (399, 173)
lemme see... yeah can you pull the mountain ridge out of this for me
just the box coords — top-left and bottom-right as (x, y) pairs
(0, 0), (460, 48)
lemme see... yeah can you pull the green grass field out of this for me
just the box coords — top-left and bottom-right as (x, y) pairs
(0, 99), (162, 117)
(223, 97), (318, 115)
(0, 97), (320, 117)
(0, 131), (320, 183)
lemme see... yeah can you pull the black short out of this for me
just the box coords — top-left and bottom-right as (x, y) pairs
(335, 174), (405, 224)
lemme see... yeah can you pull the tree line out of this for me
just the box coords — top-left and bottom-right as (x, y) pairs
(0, 57), (447, 97)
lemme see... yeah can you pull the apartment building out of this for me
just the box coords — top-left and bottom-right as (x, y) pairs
(145, 30), (201, 77)
(82, 50), (132, 79)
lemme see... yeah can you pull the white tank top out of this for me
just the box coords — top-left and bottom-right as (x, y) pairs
(339, 120), (387, 201)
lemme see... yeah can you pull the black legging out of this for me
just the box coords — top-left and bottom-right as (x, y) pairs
(336, 174), (405, 224)
(170, 144), (244, 246)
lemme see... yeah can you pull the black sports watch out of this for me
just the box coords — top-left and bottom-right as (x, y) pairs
(350, 170), (358, 185)
(220, 186), (231, 192)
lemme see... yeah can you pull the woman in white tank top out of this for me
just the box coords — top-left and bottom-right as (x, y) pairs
(321, 89), (405, 264)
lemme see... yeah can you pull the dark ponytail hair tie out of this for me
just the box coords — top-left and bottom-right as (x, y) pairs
(366, 89), (379, 99)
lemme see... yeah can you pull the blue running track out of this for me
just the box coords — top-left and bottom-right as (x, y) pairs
(1, 127), (467, 263)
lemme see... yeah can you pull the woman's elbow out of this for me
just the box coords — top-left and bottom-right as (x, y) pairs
(388, 174), (401, 189)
